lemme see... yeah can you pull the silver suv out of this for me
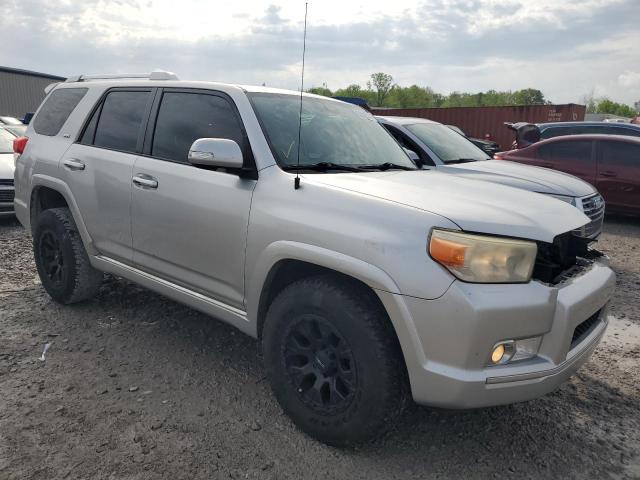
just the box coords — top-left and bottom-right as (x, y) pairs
(14, 71), (615, 446)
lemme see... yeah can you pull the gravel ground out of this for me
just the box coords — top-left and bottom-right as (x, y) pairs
(0, 215), (639, 480)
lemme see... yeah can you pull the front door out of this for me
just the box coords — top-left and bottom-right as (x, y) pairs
(534, 138), (596, 185)
(597, 139), (640, 213)
(131, 89), (256, 308)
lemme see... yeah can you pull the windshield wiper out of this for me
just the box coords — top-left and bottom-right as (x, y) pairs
(282, 162), (364, 172)
(445, 158), (480, 164)
(358, 162), (416, 171)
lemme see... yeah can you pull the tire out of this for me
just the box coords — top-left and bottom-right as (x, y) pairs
(33, 207), (103, 304)
(262, 275), (409, 446)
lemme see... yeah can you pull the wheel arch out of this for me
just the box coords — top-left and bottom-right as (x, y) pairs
(28, 175), (96, 255)
(249, 241), (402, 340)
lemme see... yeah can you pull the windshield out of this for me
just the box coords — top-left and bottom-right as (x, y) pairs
(407, 123), (490, 163)
(0, 129), (15, 154)
(248, 93), (415, 170)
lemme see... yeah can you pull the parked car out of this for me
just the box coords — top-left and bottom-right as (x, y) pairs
(538, 121), (640, 141)
(14, 72), (615, 446)
(378, 116), (605, 238)
(495, 134), (640, 215)
(0, 116), (25, 126)
(507, 121), (640, 150)
(447, 124), (501, 155)
(0, 127), (19, 216)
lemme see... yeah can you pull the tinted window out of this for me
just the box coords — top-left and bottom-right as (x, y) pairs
(406, 123), (489, 163)
(93, 91), (150, 153)
(538, 140), (592, 161)
(33, 88), (88, 136)
(152, 92), (244, 162)
(601, 141), (640, 167)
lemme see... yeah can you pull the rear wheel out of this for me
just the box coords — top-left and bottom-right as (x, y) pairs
(33, 208), (103, 304)
(262, 275), (409, 446)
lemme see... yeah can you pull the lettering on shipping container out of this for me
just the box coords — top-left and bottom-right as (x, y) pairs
(547, 109), (562, 121)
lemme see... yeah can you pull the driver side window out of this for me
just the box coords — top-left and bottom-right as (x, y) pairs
(151, 92), (244, 163)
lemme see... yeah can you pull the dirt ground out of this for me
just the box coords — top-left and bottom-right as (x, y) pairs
(0, 215), (639, 480)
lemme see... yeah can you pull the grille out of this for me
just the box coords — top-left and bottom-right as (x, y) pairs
(570, 310), (602, 349)
(533, 233), (590, 283)
(0, 189), (15, 203)
(0, 179), (14, 186)
(574, 194), (605, 238)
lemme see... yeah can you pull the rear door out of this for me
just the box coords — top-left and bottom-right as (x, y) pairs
(534, 138), (596, 185)
(131, 88), (256, 308)
(597, 139), (640, 212)
(60, 88), (154, 263)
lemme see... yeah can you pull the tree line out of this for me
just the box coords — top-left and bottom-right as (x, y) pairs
(308, 73), (638, 116)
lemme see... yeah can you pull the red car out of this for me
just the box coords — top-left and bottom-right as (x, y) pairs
(495, 134), (640, 215)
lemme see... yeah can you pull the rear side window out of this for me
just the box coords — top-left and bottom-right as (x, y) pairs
(92, 91), (150, 153)
(151, 92), (244, 163)
(601, 141), (640, 167)
(33, 88), (88, 136)
(538, 140), (593, 161)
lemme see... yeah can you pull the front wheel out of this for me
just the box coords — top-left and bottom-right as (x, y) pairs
(33, 207), (103, 304)
(262, 275), (409, 446)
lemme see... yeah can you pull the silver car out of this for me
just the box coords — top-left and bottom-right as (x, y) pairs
(377, 116), (605, 238)
(14, 72), (615, 446)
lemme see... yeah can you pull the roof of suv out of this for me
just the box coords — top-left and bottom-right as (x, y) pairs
(538, 121), (640, 130)
(56, 77), (333, 101)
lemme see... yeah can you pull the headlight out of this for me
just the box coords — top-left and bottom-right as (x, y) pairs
(546, 193), (575, 206)
(429, 229), (537, 283)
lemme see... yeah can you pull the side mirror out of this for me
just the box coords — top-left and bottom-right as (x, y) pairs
(403, 147), (420, 163)
(188, 138), (243, 169)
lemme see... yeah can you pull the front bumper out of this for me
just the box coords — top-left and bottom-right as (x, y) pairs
(0, 183), (15, 216)
(381, 259), (615, 409)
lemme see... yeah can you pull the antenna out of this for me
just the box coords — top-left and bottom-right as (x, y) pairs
(294, 2), (308, 190)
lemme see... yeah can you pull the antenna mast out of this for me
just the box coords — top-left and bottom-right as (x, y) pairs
(294, 2), (308, 190)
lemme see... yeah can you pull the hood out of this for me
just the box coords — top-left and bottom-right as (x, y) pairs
(0, 153), (15, 180)
(437, 160), (595, 197)
(307, 170), (590, 243)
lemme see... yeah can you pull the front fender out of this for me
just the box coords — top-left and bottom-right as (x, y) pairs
(246, 240), (402, 331)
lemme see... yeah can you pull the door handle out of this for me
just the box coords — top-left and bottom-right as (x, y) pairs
(132, 174), (158, 189)
(63, 158), (85, 171)
(600, 171), (617, 178)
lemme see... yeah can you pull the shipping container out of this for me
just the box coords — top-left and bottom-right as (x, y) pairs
(372, 104), (586, 151)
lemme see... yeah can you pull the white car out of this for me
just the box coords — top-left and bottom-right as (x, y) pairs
(377, 116), (605, 238)
(0, 127), (19, 216)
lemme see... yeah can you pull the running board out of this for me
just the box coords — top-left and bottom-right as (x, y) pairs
(92, 255), (254, 337)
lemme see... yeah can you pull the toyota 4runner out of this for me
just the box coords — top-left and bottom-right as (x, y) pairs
(13, 71), (615, 446)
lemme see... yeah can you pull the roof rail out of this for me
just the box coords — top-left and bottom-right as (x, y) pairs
(65, 70), (179, 83)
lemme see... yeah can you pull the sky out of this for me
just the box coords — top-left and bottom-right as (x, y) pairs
(1, 0), (639, 105)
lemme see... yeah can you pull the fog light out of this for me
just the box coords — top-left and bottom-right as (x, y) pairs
(491, 344), (506, 364)
(488, 337), (542, 366)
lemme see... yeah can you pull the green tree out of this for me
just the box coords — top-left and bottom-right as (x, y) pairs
(307, 86), (333, 97)
(512, 88), (546, 105)
(368, 72), (394, 106)
(596, 98), (636, 117)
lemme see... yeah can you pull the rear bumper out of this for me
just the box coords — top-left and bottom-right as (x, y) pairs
(381, 260), (615, 409)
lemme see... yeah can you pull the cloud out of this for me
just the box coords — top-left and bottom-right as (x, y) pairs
(618, 71), (640, 88)
(0, 0), (638, 104)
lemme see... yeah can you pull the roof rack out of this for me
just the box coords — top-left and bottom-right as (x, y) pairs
(65, 70), (179, 83)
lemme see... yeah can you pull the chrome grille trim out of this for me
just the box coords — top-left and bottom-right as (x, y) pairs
(573, 193), (605, 239)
